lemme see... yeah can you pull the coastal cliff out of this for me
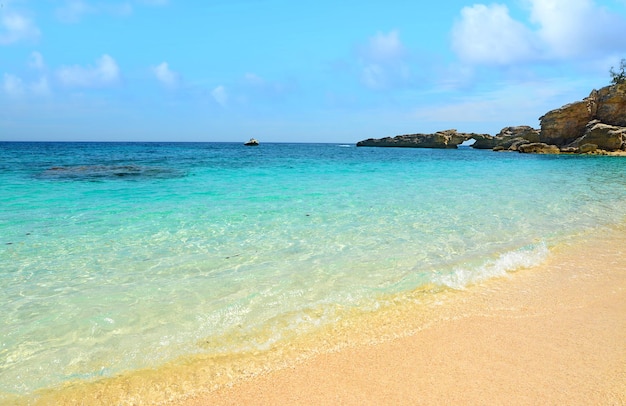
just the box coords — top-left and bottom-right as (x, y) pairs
(357, 83), (626, 154)
(538, 83), (626, 153)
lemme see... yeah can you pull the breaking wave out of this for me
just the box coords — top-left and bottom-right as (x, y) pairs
(434, 243), (550, 290)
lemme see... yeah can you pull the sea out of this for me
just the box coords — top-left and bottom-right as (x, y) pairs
(1, 141), (626, 404)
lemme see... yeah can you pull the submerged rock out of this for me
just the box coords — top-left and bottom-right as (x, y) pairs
(38, 165), (184, 181)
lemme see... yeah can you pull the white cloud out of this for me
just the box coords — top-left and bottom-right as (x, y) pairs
(0, 10), (40, 45)
(3, 72), (51, 97)
(3, 73), (24, 97)
(451, 1), (626, 66)
(451, 4), (537, 65)
(528, 0), (626, 58)
(152, 62), (179, 88)
(56, 0), (133, 23)
(212, 85), (228, 106)
(361, 30), (406, 63)
(57, 54), (120, 87)
(29, 51), (45, 70)
(358, 30), (411, 90)
(1, 50), (51, 98)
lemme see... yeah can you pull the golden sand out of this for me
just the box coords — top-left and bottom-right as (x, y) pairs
(28, 225), (626, 405)
(181, 226), (626, 406)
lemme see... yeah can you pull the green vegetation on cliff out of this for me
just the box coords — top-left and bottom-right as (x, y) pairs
(610, 59), (626, 85)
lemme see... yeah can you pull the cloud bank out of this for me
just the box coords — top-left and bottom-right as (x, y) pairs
(0, 9), (40, 45)
(57, 54), (120, 87)
(452, 0), (626, 66)
(359, 30), (411, 90)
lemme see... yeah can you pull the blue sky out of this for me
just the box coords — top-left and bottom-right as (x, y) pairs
(2, 0), (626, 142)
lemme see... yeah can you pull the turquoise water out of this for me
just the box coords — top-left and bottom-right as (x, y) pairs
(1, 142), (626, 399)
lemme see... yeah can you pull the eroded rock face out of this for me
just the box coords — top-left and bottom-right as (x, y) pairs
(356, 129), (492, 149)
(578, 143), (598, 153)
(594, 84), (626, 127)
(568, 121), (626, 151)
(497, 126), (541, 142)
(518, 143), (561, 154)
(356, 84), (625, 154)
(539, 100), (591, 146)
(473, 126), (539, 150)
(539, 83), (626, 152)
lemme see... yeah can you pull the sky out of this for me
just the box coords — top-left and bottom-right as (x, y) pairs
(1, 0), (626, 143)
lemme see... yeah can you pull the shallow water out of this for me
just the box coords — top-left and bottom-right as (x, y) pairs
(1, 142), (625, 401)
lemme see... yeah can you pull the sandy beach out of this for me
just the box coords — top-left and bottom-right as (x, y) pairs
(179, 226), (626, 406)
(30, 225), (626, 406)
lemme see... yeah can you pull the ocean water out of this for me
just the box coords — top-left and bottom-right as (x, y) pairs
(1, 142), (626, 402)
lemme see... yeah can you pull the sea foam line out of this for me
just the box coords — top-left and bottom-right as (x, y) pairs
(434, 243), (549, 290)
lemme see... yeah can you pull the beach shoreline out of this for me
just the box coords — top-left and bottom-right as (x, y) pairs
(24, 224), (626, 405)
(177, 225), (626, 406)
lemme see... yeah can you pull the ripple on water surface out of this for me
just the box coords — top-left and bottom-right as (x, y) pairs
(1, 143), (626, 402)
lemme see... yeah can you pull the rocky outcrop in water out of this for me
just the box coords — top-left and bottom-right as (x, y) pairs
(357, 126), (542, 151)
(356, 84), (626, 154)
(538, 83), (626, 153)
(517, 143), (561, 154)
(356, 129), (492, 149)
(572, 121), (626, 151)
(472, 126), (540, 150)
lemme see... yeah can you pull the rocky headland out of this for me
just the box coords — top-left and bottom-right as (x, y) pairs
(356, 83), (626, 154)
(355, 129), (493, 149)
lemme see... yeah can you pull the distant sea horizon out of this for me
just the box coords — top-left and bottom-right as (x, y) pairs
(0, 140), (363, 145)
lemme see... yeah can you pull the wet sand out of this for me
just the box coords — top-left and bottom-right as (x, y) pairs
(30, 226), (626, 405)
(180, 227), (626, 406)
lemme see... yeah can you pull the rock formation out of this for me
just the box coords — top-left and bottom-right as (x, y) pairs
(356, 83), (626, 154)
(538, 100), (591, 146)
(571, 121), (626, 151)
(472, 126), (540, 150)
(538, 83), (626, 153)
(517, 143), (561, 154)
(356, 129), (492, 149)
(593, 84), (626, 127)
